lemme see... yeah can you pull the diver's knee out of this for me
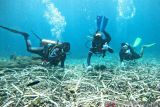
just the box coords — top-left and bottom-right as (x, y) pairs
(26, 47), (32, 53)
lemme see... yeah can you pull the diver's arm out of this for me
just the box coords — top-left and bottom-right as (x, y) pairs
(119, 51), (124, 62)
(60, 54), (66, 68)
(129, 46), (134, 53)
(119, 52), (125, 67)
(103, 31), (111, 43)
(128, 46), (139, 58)
(120, 57), (123, 62)
(92, 39), (97, 48)
(87, 51), (93, 66)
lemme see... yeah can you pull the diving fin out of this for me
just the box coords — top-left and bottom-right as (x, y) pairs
(133, 37), (142, 48)
(0, 25), (23, 34)
(101, 16), (109, 31)
(143, 43), (156, 48)
(0, 25), (29, 38)
(97, 16), (103, 31)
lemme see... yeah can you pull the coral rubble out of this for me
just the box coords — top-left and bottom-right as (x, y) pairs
(0, 56), (160, 106)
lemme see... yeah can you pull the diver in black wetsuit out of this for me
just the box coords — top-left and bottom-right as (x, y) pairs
(87, 16), (114, 68)
(119, 43), (142, 62)
(0, 25), (70, 68)
(119, 42), (156, 64)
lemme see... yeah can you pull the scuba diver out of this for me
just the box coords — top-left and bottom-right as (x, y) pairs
(87, 16), (114, 69)
(0, 25), (70, 68)
(119, 42), (156, 65)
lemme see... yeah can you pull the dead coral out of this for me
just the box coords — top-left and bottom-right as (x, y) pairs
(0, 57), (160, 106)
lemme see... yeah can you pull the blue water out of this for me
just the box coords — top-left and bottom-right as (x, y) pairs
(0, 0), (160, 59)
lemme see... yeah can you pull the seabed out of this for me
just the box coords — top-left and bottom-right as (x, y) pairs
(0, 55), (160, 107)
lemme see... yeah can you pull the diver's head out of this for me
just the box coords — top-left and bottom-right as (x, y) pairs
(94, 32), (102, 39)
(62, 42), (70, 52)
(121, 42), (129, 49)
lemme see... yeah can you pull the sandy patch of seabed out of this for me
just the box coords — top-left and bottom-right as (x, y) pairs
(0, 56), (160, 107)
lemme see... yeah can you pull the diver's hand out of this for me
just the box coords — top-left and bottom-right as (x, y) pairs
(41, 60), (49, 66)
(102, 42), (109, 50)
(57, 67), (65, 72)
(121, 62), (125, 67)
(125, 49), (131, 54)
(86, 65), (93, 71)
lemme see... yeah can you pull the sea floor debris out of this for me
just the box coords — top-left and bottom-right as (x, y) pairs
(0, 56), (160, 107)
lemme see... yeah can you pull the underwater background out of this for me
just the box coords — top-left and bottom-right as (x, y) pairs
(0, 0), (160, 59)
(1, 1), (160, 106)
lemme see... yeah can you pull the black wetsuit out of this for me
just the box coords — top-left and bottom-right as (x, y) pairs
(119, 45), (141, 62)
(47, 44), (66, 67)
(21, 34), (67, 67)
(0, 26), (67, 67)
(87, 31), (111, 66)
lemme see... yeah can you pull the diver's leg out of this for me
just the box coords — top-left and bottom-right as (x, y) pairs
(101, 16), (109, 32)
(139, 43), (156, 58)
(0, 26), (31, 49)
(97, 16), (103, 32)
(24, 36), (44, 56)
(133, 51), (142, 60)
(0, 26), (44, 56)
(103, 31), (111, 43)
(139, 46), (145, 58)
(143, 43), (156, 48)
(87, 51), (93, 66)
(102, 50), (106, 58)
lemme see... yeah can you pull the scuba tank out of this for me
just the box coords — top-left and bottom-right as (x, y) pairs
(41, 39), (60, 45)
(31, 31), (61, 45)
